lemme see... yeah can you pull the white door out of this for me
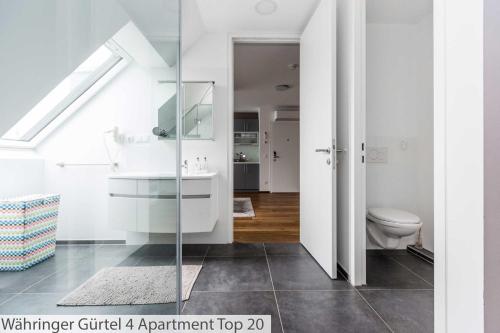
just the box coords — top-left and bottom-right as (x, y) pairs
(270, 121), (300, 193)
(300, 0), (337, 278)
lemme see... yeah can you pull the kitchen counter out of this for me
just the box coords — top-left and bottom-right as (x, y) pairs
(234, 161), (260, 164)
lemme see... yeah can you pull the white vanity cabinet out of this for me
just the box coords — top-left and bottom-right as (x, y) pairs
(108, 173), (218, 233)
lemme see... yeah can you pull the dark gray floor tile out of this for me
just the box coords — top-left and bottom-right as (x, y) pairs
(115, 255), (143, 267)
(135, 256), (176, 267)
(268, 255), (351, 291)
(181, 257), (205, 266)
(0, 294), (15, 305)
(264, 243), (308, 256)
(359, 255), (432, 290)
(133, 244), (208, 257)
(24, 256), (119, 293)
(360, 290), (434, 333)
(184, 291), (282, 333)
(193, 257), (272, 292)
(94, 245), (142, 259)
(207, 243), (265, 257)
(0, 293), (176, 315)
(390, 255), (434, 285)
(135, 256), (204, 267)
(54, 245), (101, 259)
(0, 256), (71, 293)
(277, 291), (390, 333)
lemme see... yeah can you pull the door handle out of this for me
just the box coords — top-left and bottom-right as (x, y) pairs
(315, 148), (331, 154)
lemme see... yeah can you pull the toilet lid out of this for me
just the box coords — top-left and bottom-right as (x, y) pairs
(367, 208), (420, 225)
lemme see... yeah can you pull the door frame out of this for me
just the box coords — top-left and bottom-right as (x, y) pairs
(227, 34), (301, 243)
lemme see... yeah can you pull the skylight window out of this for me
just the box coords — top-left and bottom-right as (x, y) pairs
(1, 44), (123, 142)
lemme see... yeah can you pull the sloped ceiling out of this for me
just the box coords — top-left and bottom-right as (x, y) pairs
(118, 0), (205, 62)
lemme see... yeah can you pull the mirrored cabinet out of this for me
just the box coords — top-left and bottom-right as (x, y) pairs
(156, 81), (214, 140)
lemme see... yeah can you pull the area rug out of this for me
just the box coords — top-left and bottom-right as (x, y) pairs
(233, 197), (255, 218)
(57, 265), (202, 306)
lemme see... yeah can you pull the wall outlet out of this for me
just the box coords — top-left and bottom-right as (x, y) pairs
(366, 147), (388, 163)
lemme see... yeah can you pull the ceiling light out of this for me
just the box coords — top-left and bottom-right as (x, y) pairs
(255, 0), (277, 15)
(275, 84), (292, 91)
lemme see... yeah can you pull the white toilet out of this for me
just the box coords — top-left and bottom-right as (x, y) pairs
(366, 208), (422, 249)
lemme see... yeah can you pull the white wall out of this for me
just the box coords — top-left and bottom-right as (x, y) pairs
(414, 14), (434, 251)
(0, 151), (45, 199)
(366, 15), (433, 250)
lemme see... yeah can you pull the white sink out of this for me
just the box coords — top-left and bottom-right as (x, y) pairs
(108, 172), (218, 234)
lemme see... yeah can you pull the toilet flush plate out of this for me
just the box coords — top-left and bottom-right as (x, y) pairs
(366, 147), (388, 163)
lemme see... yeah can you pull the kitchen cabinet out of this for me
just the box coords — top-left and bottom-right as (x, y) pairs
(234, 163), (260, 191)
(234, 119), (259, 132)
(234, 164), (246, 190)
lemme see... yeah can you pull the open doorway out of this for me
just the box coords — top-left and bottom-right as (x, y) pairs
(232, 43), (300, 243)
(361, 0), (435, 331)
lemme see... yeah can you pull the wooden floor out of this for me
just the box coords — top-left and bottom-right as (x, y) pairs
(234, 192), (299, 243)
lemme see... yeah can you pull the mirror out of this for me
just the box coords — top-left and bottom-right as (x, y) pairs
(157, 81), (214, 140)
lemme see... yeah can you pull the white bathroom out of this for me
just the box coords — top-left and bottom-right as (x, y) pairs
(0, 0), (235, 266)
(1, 25), (222, 243)
(365, 0), (434, 257)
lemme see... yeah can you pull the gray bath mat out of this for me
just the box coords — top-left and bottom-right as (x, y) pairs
(58, 265), (202, 306)
(233, 197), (255, 218)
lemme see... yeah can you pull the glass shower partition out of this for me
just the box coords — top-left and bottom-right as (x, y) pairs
(105, 0), (184, 315)
(0, 0), (183, 315)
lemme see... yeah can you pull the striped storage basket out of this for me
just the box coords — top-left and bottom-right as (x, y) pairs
(0, 194), (60, 271)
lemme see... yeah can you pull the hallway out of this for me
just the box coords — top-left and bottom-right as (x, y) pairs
(234, 192), (300, 243)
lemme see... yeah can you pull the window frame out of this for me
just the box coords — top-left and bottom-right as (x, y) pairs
(0, 40), (129, 149)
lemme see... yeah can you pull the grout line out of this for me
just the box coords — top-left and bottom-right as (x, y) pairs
(354, 288), (395, 333)
(0, 294), (19, 307)
(201, 246), (209, 266)
(354, 288), (434, 291)
(190, 290), (277, 293)
(187, 289), (357, 294)
(263, 245), (285, 333)
(388, 257), (434, 287)
(15, 270), (60, 295)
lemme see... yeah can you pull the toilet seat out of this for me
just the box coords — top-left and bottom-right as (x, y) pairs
(367, 208), (420, 226)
